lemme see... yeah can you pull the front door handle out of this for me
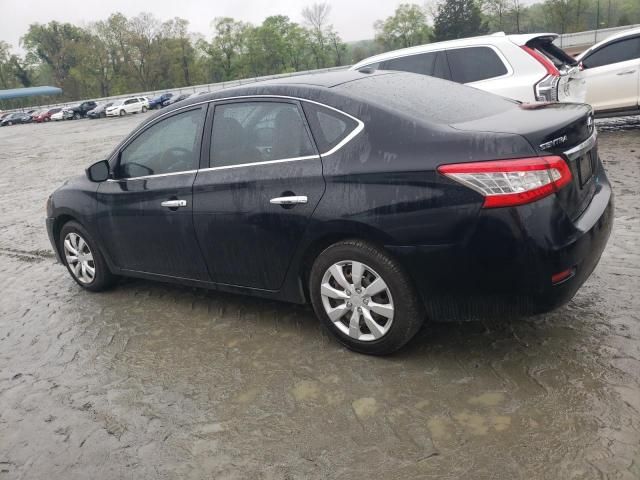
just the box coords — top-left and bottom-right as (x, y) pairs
(161, 199), (187, 208)
(617, 70), (636, 76)
(270, 195), (308, 206)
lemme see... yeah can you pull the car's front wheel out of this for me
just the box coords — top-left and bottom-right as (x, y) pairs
(73, 112), (81, 120)
(119, 110), (126, 116)
(142, 106), (147, 113)
(60, 221), (116, 292)
(309, 239), (424, 355)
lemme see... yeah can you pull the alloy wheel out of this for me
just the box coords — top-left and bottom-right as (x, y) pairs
(320, 260), (394, 341)
(63, 232), (96, 284)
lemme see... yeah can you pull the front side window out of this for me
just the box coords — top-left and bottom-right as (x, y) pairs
(582, 37), (640, 69)
(382, 51), (450, 79)
(446, 46), (509, 83)
(117, 108), (205, 179)
(211, 102), (315, 168)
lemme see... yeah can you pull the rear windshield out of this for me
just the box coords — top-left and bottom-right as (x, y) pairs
(334, 72), (516, 125)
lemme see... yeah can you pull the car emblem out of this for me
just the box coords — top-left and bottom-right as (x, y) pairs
(539, 135), (568, 150)
(587, 115), (594, 133)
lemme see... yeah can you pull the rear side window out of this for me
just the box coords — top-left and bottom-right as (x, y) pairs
(446, 47), (508, 83)
(381, 51), (450, 80)
(582, 37), (640, 69)
(302, 102), (359, 154)
(211, 102), (315, 167)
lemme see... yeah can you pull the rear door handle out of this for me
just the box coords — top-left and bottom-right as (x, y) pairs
(617, 70), (636, 75)
(161, 199), (187, 208)
(270, 195), (308, 205)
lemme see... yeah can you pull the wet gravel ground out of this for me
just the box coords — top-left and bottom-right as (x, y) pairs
(0, 114), (639, 479)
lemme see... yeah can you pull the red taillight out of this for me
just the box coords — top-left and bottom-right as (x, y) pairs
(521, 45), (560, 77)
(551, 267), (575, 284)
(437, 156), (572, 208)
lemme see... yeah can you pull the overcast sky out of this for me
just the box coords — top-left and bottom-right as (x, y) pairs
(0, 0), (414, 53)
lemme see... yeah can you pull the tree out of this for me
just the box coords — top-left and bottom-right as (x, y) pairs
(302, 2), (332, 68)
(208, 17), (248, 80)
(374, 4), (432, 49)
(482, 0), (510, 31)
(433, 0), (488, 41)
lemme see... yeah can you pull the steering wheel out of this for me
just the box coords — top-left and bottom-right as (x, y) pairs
(160, 147), (192, 172)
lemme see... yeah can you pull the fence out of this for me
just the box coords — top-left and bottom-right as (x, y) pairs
(554, 23), (640, 48)
(1, 66), (350, 115)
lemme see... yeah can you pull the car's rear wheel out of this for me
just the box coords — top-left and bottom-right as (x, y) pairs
(142, 106), (147, 113)
(44, 117), (50, 122)
(100, 112), (106, 118)
(7, 121), (12, 126)
(119, 110), (125, 116)
(60, 221), (116, 292)
(73, 112), (81, 120)
(309, 239), (424, 355)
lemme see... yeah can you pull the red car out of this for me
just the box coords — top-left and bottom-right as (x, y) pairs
(34, 107), (62, 123)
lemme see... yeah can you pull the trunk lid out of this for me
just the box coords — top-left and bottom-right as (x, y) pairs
(451, 102), (597, 220)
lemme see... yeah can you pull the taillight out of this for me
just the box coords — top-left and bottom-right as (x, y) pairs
(437, 156), (572, 208)
(521, 45), (561, 102)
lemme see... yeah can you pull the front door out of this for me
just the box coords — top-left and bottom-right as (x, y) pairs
(580, 35), (640, 111)
(193, 99), (325, 290)
(97, 105), (211, 280)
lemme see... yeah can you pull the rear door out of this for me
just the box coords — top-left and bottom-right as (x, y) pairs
(579, 35), (640, 111)
(380, 51), (450, 80)
(193, 98), (324, 290)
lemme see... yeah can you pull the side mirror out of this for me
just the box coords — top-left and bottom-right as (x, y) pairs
(86, 160), (110, 182)
(578, 61), (585, 71)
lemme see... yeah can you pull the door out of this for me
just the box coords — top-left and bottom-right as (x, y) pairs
(380, 51), (450, 80)
(97, 105), (210, 280)
(193, 99), (325, 290)
(445, 46), (512, 98)
(580, 35), (640, 111)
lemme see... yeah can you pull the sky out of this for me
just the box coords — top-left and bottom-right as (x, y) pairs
(0, 0), (411, 53)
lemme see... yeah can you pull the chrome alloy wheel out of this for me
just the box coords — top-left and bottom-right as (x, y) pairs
(320, 260), (394, 341)
(63, 232), (96, 284)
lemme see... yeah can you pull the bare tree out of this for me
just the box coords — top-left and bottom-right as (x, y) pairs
(302, 3), (331, 68)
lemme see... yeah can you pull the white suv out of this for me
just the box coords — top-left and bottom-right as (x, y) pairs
(575, 26), (640, 116)
(106, 97), (147, 117)
(351, 32), (584, 104)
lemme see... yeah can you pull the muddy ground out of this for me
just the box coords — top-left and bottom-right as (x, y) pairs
(0, 114), (639, 479)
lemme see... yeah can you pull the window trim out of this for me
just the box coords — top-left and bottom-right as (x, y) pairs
(107, 96), (364, 181)
(581, 35), (640, 69)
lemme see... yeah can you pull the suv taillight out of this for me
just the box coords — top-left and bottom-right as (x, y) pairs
(438, 156), (572, 208)
(521, 45), (561, 102)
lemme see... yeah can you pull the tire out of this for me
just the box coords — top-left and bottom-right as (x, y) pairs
(59, 221), (117, 292)
(119, 110), (125, 117)
(101, 112), (106, 118)
(7, 121), (12, 126)
(44, 117), (50, 122)
(73, 112), (81, 120)
(142, 106), (147, 113)
(309, 239), (424, 355)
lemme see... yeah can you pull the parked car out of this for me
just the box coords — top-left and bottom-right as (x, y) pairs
(34, 107), (62, 123)
(46, 70), (612, 354)
(575, 26), (640, 116)
(1, 111), (33, 126)
(351, 32), (584, 104)
(67, 101), (98, 120)
(51, 109), (66, 121)
(87, 102), (113, 119)
(106, 97), (147, 117)
(138, 97), (150, 109)
(164, 93), (191, 106)
(30, 110), (45, 121)
(149, 93), (173, 109)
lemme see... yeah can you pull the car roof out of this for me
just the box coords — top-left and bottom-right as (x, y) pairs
(577, 26), (640, 59)
(350, 32), (559, 69)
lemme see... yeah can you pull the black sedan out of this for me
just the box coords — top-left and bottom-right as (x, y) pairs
(1, 112), (33, 126)
(45, 70), (613, 354)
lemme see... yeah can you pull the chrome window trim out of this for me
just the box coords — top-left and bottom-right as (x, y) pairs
(111, 95), (364, 181)
(564, 131), (597, 161)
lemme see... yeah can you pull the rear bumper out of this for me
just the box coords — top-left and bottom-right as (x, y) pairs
(389, 164), (613, 321)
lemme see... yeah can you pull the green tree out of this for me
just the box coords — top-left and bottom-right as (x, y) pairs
(433, 0), (488, 40)
(374, 4), (432, 49)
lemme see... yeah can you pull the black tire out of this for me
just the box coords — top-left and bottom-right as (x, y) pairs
(44, 117), (50, 122)
(59, 221), (117, 292)
(101, 112), (106, 118)
(73, 112), (81, 120)
(119, 110), (125, 117)
(309, 239), (424, 355)
(7, 121), (12, 126)
(142, 106), (147, 113)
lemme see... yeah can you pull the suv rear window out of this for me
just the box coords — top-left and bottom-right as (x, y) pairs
(302, 102), (359, 154)
(381, 51), (450, 80)
(446, 47), (508, 83)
